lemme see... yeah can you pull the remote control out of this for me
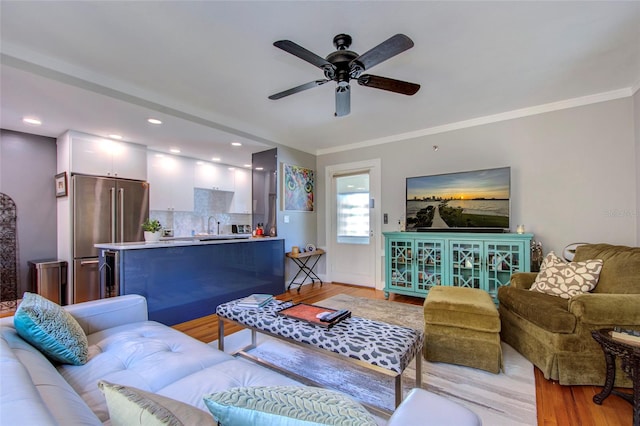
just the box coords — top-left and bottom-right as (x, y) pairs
(320, 309), (350, 322)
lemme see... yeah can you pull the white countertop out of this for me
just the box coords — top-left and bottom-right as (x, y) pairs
(95, 235), (282, 250)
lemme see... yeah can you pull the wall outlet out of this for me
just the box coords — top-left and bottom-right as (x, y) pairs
(284, 215), (290, 223)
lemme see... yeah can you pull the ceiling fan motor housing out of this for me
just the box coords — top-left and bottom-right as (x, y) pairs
(325, 49), (360, 83)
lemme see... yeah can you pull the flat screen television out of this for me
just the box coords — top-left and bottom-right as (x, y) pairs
(406, 166), (511, 232)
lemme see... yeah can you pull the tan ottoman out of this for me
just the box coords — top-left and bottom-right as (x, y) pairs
(423, 286), (502, 374)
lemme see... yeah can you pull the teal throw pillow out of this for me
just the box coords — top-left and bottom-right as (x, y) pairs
(203, 386), (377, 426)
(98, 380), (216, 426)
(14, 292), (88, 365)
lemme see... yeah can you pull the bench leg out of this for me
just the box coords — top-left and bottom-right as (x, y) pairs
(395, 374), (402, 408)
(217, 318), (225, 351)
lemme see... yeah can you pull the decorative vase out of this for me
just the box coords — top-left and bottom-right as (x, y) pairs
(144, 231), (160, 243)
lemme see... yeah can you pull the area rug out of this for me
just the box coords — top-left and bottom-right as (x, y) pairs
(214, 294), (537, 425)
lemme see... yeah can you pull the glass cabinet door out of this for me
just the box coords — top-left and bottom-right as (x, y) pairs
(485, 241), (523, 300)
(450, 241), (482, 289)
(389, 239), (413, 291)
(415, 240), (444, 293)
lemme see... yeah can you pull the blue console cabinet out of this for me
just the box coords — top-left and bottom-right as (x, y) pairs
(383, 232), (533, 303)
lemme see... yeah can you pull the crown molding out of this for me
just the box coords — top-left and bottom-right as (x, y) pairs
(316, 87), (634, 156)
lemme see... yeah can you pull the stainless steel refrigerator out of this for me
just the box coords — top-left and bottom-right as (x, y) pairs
(72, 175), (149, 303)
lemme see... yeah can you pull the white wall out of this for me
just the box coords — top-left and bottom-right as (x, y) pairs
(273, 146), (320, 282)
(634, 88), (640, 243)
(317, 97), (637, 261)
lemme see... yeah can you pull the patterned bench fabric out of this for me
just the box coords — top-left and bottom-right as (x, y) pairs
(216, 300), (424, 374)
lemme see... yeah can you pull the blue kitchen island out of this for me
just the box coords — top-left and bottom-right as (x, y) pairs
(95, 237), (285, 325)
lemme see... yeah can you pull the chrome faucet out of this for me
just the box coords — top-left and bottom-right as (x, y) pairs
(207, 216), (216, 235)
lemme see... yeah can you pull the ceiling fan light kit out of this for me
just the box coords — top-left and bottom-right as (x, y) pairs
(269, 33), (420, 117)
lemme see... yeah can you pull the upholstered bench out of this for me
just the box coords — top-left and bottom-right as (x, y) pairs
(423, 286), (502, 374)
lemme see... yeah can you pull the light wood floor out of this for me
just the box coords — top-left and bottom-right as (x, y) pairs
(2, 283), (632, 425)
(173, 282), (633, 426)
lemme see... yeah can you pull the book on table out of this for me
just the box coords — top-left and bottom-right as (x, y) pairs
(278, 303), (351, 328)
(236, 294), (273, 308)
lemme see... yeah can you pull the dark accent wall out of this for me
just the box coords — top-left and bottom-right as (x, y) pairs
(0, 129), (57, 297)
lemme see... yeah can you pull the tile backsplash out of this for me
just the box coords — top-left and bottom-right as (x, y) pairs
(151, 188), (250, 237)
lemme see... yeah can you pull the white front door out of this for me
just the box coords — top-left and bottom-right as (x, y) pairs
(326, 159), (381, 288)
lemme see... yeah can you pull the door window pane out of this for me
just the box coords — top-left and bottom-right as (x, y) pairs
(336, 174), (369, 244)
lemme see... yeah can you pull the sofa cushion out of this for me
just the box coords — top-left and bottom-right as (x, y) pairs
(498, 286), (576, 333)
(98, 380), (215, 426)
(574, 244), (640, 294)
(0, 327), (101, 425)
(58, 321), (235, 422)
(530, 252), (603, 299)
(14, 292), (89, 365)
(203, 386), (377, 426)
(157, 358), (301, 413)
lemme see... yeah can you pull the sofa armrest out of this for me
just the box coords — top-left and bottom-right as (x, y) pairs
(509, 272), (537, 290)
(63, 295), (148, 335)
(569, 293), (640, 326)
(388, 388), (480, 426)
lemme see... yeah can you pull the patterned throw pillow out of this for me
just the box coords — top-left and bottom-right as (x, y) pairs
(530, 252), (603, 299)
(203, 386), (377, 426)
(98, 381), (216, 426)
(13, 292), (88, 365)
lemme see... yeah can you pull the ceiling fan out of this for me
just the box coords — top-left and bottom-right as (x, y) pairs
(268, 33), (420, 117)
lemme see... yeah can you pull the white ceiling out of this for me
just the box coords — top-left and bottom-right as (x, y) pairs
(1, 1), (639, 167)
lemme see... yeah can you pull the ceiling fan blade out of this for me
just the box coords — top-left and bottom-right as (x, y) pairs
(274, 40), (335, 71)
(350, 34), (414, 71)
(357, 74), (420, 95)
(335, 85), (351, 117)
(268, 79), (330, 100)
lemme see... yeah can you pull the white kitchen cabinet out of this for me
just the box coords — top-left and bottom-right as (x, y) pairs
(230, 168), (252, 214)
(147, 152), (194, 211)
(67, 131), (147, 180)
(194, 162), (235, 192)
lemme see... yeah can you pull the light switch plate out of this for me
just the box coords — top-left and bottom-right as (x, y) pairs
(284, 215), (290, 223)
(383, 213), (388, 224)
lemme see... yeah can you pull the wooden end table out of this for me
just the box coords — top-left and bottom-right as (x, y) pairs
(286, 249), (325, 292)
(591, 328), (639, 426)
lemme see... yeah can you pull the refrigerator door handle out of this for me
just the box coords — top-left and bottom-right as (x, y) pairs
(119, 188), (125, 242)
(80, 259), (99, 265)
(110, 187), (116, 243)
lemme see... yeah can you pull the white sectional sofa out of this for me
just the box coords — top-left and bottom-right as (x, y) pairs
(0, 294), (481, 425)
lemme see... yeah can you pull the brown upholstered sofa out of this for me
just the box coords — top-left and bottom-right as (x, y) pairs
(498, 243), (640, 386)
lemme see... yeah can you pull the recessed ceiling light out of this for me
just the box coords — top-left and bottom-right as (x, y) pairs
(196, 161), (204, 165)
(255, 167), (264, 171)
(109, 134), (123, 140)
(228, 167), (236, 171)
(22, 117), (42, 126)
(211, 157), (221, 162)
(231, 142), (242, 147)
(170, 148), (181, 154)
(147, 118), (162, 125)
(243, 164), (252, 168)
